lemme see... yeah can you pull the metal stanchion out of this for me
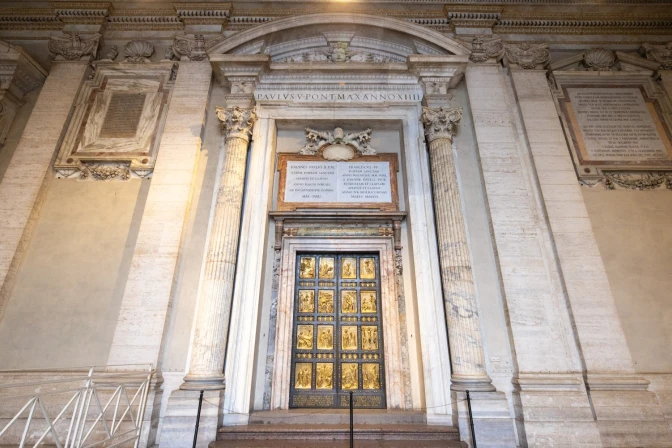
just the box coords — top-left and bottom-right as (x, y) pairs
(349, 391), (354, 448)
(466, 390), (477, 448)
(192, 390), (204, 448)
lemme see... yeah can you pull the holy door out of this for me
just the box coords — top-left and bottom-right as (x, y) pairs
(290, 253), (386, 408)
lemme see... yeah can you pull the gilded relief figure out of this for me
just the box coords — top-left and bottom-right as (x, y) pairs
(297, 325), (313, 349)
(298, 290), (315, 313)
(360, 258), (376, 279)
(317, 325), (334, 350)
(362, 326), (378, 350)
(362, 363), (380, 389)
(319, 258), (335, 279)
(316, 363), (333, 389)
(341, 258), (356, 279)
(342, 363), (358, 390)
(361, 291), (377, 313)
(295, 363), (312, 389)
(299, 257), (316, 279)
(341, 290), (357, 314)
(318, 290), (334, 313)
(342, 326), (357, 350)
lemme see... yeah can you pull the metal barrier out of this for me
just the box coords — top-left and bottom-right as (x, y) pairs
(0, 364), (154, 448)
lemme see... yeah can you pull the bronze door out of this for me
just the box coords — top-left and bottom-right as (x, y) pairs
(290, 253), (386, 409)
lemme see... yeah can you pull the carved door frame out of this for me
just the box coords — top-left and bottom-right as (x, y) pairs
(271, 236), (406, 410)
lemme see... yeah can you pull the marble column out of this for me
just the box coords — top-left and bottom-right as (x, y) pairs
(420, 107), (493, 392)
(182, 106), (257, 390)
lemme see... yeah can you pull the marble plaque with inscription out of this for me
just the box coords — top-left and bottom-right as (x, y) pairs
(560, 86), (672, 170)
(277, 154), (399, 211)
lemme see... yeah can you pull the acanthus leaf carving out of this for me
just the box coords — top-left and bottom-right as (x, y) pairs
(640, 42), (672, 70)
(469, 36), (504, 63)
(299, 126), (376, 160)
(216, 106), (257, 142)
(48, 32), (101, 61)
(504, 42), (550, 69)
(420, 107), (463, 143)
(173, 34), (208, 61)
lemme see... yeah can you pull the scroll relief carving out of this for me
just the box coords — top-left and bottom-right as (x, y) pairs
(420, 107), (463, 143)
(215, 106), (257, 141)
(48, 32), (100, 61)
(299, 127), (376, 161)
(469, 36), (504, 63)
(173, 34), (208, 61)
(640, 42), (672, 70)
(504, 42), (550, 69)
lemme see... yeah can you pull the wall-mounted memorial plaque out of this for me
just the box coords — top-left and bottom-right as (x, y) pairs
(557, 84), (672, 175)
(277, 154), (399, 211)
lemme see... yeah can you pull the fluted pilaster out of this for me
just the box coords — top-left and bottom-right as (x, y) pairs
(182, 106), (257, 390)
(421, 107), (494, 391)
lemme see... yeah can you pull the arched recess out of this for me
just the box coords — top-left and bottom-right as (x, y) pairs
(208, 13), (471, 56)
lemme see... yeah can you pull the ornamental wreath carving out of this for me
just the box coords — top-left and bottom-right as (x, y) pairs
(504, 42), (550, 69)
(299, 127), (376, 161)
(48, 32), (100, 61)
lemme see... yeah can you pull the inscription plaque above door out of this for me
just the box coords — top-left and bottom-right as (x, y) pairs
(277, 154), (399, 211)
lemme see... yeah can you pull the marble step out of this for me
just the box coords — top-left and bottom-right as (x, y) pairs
(214, 423), (463, 447)
(249, 410), (427, 426)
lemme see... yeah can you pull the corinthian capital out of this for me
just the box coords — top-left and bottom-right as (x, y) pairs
(421, 107), (463, 143)
(216, 106), (257, 142)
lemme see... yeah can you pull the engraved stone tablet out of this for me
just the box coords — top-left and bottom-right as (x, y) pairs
(567, 87), (670, 162)
(278, 154), (399, 211)
(99, 93), (146, 139)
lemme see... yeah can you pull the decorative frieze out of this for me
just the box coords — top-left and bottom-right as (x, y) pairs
(48, 32), (101, 61)
(584, 171), (672, 190)
(640, 42), (672, 70)
(504, 42), (550, 69)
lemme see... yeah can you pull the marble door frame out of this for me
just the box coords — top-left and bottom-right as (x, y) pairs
(271, 237), (403, 410)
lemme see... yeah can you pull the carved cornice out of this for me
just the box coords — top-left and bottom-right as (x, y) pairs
(108, 9), (182, 31)
(420, 107), (463, 143)
(640, 42), (672, 69)
(48, 32), (100, 61)
(53, 2), (112, 25)
(216, 106), (257, 142)
(504, 42), (550, 69)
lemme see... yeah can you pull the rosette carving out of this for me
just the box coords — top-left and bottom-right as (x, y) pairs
(420, 107), (463, 143)
(215, 106), (257, 142)
(504, 42), (550, 69)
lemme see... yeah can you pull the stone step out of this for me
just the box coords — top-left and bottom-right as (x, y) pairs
(249, 410), (427, 426)
(213, 424), (464, 448)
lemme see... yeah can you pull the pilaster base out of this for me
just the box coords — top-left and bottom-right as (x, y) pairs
(454, 390), (517, 447)
(161, 389), (224, 448)
(588, 374), (672, 447)
(180, 374), (226, 391)
(515, 373), (602, 447)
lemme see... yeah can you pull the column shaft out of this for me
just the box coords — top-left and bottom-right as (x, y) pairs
(183, 107), (256, 390)
(422, 107), (493, 391)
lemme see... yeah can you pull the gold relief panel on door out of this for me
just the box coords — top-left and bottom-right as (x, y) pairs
(341, 257), (356, 279)
(319, 257), (335, 279)
(361, 326), (378, 351)
(299, 257), (316, 279)
(360, 258), (376, 279)
(295, 363), (312, 389)
(342, 326), (358, 350)
(363, 363), (380, 390)
(298, 290), (315, 313)
(316, 363), (334, 389)
(318, 290), (334, 313)
(297, 325), (313, 349)
(361, 291), (377, 313)
(341, 363), (358, 390)
(317, 325), (334, 350)
(341, 290), (357, 314)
